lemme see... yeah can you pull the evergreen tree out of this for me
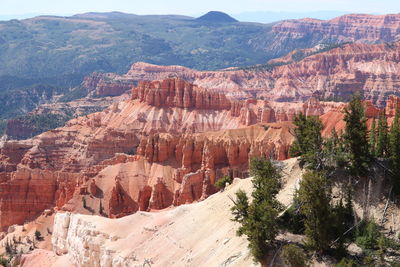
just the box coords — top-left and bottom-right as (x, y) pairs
(231, 189), (249, 226)
(324, 128), (347, 168)
(369, 118), (377, 157)
(343, 93), (371, 177)
(298, 170), (333, 252)
(290, 114), (324, 170)
(376, 111), (389, 158)
(231, 157), (282, 262)
(331, 185), (355, 247)
(281, 244), (308, 267)
(389, 107), (400, 195)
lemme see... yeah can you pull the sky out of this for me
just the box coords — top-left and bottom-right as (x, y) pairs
(0, 0), (399, 21)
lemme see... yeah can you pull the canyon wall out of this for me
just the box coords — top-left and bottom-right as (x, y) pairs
(83, 41), (400, 105)
(0, 77), (394, 230)
(0, 78), (311, 229)
(272, 14), (400, 45)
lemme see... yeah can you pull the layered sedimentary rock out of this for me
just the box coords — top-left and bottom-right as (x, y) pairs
(132, 78), (231, 109)
(83, 41), (400, 105)
(0, 76), (397, 229)
(272, 14), (400, 45)
(0, 77), (352, 229)
(273, 42), (400, 105)
(83, 72), (137, 97)
(0, 78), (302, 228)
(50, 177), (259, 267)
(5, 94), (129, 140)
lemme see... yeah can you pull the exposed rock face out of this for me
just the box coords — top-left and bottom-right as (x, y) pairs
(132, 78), (231, 109)
(0, 78), (342, 229)
(0, 77), (395, 229)
(50, 178), (257, 267)
(83, 72), (137, 97)
(272, 14), (400, 45)
(5, 95), (128, 140)
(49, 159), (302, 267)
(269, 42), (400, 105)
(84, 41), (400, 105)
(83, 62), (272, 99)
(0, 167), (77, 229)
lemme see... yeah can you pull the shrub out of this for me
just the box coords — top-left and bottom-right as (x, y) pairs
(335, 258), (358, 267)
(355, 220), (381, 250)
(281, 244), (308, 267)
(34, 230), (42, 241)
(214, 175), (233, 190)
(82, 197), (87, 209)
(0, 255), (8, 267)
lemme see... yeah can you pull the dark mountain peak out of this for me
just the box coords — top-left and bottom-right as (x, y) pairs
(195, 11), (238, 23)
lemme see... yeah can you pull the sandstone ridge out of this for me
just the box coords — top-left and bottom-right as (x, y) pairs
(84, 41), (400, 105)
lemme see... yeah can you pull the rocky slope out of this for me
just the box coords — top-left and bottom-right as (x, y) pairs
(0, 77), (396, 231)
(271, 14), (400, 51)
(85, 41), (400, 105)
(5, 94), (128, 140)
(8, 40), (400, 140)
(22, 158), (302, 267)
(19, 153), (400, 267)
(22, 177), (259, 267)
(0, 78), (339, 229)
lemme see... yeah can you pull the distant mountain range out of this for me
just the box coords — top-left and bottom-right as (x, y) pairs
(232, 10), (349, 23)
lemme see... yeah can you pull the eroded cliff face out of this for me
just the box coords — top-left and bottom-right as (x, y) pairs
(49, 176), (258, 267)
(1, 76), (398, 230)
(270, 42), (400, 105)
(83, 72), (137, 97)
(83, 41), (400, 105)
(272, 14), (400, 45)
(0, 78), (356, 229)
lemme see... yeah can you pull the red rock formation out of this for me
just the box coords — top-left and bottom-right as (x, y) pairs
(0, 168), (78, 229)
(132, 78), (231, 109)
(83, 40), (400, 105)
(0, 78), (346, 229)
(83, 72), (136, 97)
(272, 14), (400, 44)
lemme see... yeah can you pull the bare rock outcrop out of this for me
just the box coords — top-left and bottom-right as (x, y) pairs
(272, 14), (400, 45)
(83, 40), (400, 106)
(0, 78), (341, 228)
(132, 78), (231, 109)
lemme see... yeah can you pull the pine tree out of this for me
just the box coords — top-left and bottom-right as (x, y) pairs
(343, 93), (371, 177)
(231, 189), (249, 226)
(389, 107), (400, 195)
(324, 128), (347, 168)
(298, 170), (333, 252)
(290, 114), (324, 170)
(369, 118), (377, 157)
(231, 157), (282, 262)
(376, 111), (388, 158)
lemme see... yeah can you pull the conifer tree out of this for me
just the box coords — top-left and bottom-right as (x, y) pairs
(231, 189), (249, 225)
(324, 128), (347, 168)
(298, 170), (333, 252)
(389, 107), (400, 194)
(376, 111), (388, 158)
(369, 118), (377, 157)
(343, 93), (371, 177)
(290, 114), (324, 170)
(231, 157), (282, 262)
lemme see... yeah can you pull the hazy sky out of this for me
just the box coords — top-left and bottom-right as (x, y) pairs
(0, 0), (399, 17)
